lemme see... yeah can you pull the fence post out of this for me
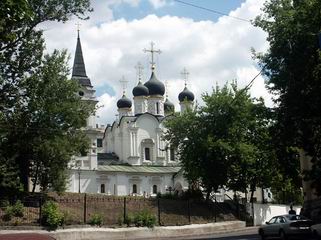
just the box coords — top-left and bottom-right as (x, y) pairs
(123, 197), (127, 223)
(84, 193), (87, 224)
(187, 198), (191, 224)
(214, 196), (217, 222)
(39, 195), (42, 225)
(157, 198), (161, 226)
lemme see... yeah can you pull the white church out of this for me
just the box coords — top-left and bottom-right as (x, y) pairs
(65, 32), (274, 203)
(66, 33), (193, 197)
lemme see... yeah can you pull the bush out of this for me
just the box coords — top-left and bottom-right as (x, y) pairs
(2, 200), (24, 221)
(124, 213), (133, 226)
(12, 200), (24, 217)
(88, 213), (103, 226)
(3, 206), (13, 221)
(133, 210), (156, 228)
(41, 201), (64, 230)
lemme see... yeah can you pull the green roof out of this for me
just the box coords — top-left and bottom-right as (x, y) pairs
(98, 165), (181, 174)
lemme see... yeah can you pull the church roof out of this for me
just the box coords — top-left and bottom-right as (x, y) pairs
(178, 86), (194, 102)
(133, 81), (149, 97)
(98, 165), (181, 174)
(144, 72), (165, 96)
(164, 98), (175, 112)
(72, 32), (92, 87)
(117, 94), (132, 108)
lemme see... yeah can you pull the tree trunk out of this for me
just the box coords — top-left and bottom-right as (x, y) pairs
(32, 161), (40, 193)
(206, 186), (212, 202)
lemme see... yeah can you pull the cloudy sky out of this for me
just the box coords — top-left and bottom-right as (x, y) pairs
(41, 0), (271, 125)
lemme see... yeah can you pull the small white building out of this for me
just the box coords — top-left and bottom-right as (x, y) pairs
(67, 33), (192, 196)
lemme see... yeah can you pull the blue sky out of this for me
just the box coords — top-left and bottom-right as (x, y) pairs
(112, 0), (246, 22)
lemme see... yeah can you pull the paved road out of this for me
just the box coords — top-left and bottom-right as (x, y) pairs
(166, 227), (317, 240)
(0, 234), (54, 240)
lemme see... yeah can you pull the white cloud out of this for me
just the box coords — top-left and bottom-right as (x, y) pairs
(96, 93), (118, 124)
(42, 0), (271, 125)
(148, 0), (168, 9)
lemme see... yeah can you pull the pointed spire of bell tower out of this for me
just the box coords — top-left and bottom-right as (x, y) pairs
(72, 24), (92, 87)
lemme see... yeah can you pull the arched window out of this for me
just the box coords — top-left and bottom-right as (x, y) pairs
(156, 102), (159, 114)
(153, 185), (157, 194)
(145, 148), (151, 160)
(100, 184), (105, 193)
(170, 148), (175, 161)
(133, 184), (137, 194)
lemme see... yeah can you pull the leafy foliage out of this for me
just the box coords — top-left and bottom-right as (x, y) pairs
(133, 210), (156, 228)
(122, 210), (156, 228)
(41, 201), (64, 229)
(88, 213), (103, 226)
(165, 83), (277, 202)
(0, 0), (92, 195)
(2, 200), (24, 221)
(253, 0), (321, 195)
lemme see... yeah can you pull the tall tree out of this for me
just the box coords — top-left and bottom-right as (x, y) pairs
(165, 83), (276, 202)
(254, 0), (321, 195)
(0, 0), (92, 195)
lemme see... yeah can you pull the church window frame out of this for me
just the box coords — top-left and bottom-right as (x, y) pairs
(145, 147), (151, 160)
(153, 185), (157, 194)
(132, 184), (137, 194)
(170, 147), (175, 161)
(97, 138), (103, 148)
(100, 184), (105, 194)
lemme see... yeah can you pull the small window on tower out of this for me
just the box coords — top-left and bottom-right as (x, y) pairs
(97, 138), (103, 148)
(145, 148), (151, 160)
(156, 102), (159, 114)
(79, 91), (84, 96)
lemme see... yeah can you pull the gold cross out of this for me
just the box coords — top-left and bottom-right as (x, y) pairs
(143, 42), (161, 70)
(76, 22), (81, 33)
(181, 68), (189, 86)
(135, 62), (144, 81)
(119, 76), (128, 95)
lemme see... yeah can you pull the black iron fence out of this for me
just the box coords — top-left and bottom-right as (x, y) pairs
(0, 193), (239, 226)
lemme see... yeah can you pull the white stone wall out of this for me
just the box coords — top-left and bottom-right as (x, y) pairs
(250, 203), (302, 226)
(66, 170), (178, 197)
(147, 96), (164, 116)
(133, 96), (147, 115)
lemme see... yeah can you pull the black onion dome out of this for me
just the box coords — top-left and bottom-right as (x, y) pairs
(117, 95), (132, 108)
(178, 87), (195, 102)
(164, 98), (175, 112)
(132, 81), (149, 97)
(144, 72), (165, 96)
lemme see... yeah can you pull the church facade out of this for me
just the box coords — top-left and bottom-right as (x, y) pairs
(66, 33), (193, 196)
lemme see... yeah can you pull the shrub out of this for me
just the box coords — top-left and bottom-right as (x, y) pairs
(124, 213), (133, 226)
(3, 206), (13, 221)
(12, 200), (24, 217)
(41, 201), (64, 230)
(2, 200), (24, 221)
(133, 210), (156, 228)
(88, 213), (103, 227)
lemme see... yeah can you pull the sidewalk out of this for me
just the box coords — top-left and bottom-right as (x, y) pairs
(0, 221), (246, 240)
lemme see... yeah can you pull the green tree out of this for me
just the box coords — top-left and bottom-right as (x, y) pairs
(0, 0), (92, 195)
(165, 83), (277, 202)
(254, 0), (321, 195)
